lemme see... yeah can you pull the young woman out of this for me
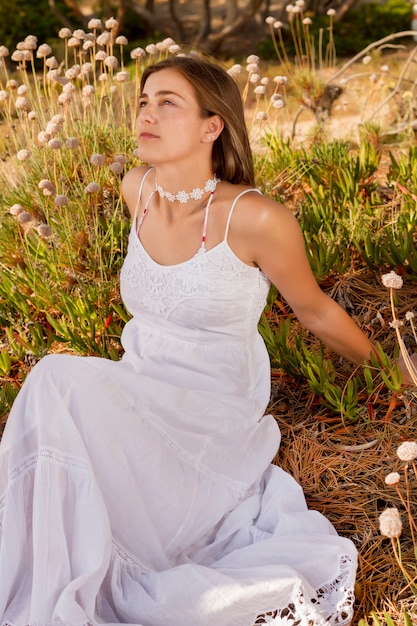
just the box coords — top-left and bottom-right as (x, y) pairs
(0, 55), (411, 626)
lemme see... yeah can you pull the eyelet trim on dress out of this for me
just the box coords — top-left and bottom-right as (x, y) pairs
(0, 448), (92, 511)
(253, 555), (355, 625)
(112, 539), (152, 574)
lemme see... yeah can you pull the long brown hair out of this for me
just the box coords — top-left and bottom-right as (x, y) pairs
(140, 56), (255, 186)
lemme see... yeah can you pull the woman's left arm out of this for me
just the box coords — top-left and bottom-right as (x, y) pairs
(248, 196), (377, 365)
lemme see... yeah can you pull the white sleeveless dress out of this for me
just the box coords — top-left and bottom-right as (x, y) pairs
(0, 177), (357, 626)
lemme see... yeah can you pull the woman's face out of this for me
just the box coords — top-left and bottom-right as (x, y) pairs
(135, 68), (211, 166)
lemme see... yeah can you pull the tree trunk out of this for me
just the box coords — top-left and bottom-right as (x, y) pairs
(225, 0), (238, 25)
(49, 0), (83, 29)
(197, 0), (212, 41)
(168, 0), (184, 40)
(203, 0), (263, 52)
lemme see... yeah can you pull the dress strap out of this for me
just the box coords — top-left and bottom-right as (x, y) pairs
(224, 188), (262, 241)
(198, 189), (216, 253)
(133, 167), (154, 221)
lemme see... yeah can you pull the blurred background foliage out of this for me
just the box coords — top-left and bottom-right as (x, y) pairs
(0, 0), (414, 59)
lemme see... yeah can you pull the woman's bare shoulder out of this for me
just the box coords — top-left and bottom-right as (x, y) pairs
(228, 185), (294, 234)
(121, 165), (154, 216)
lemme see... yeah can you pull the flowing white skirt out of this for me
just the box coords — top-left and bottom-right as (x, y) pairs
(0, 353), (357, 626)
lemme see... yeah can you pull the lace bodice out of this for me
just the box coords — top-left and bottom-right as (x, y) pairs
(120, 231), (269, 336)
(120, 184), (271, 341)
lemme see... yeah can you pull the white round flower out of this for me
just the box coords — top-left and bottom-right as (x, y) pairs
(273, 98), (286, 109)
(17, 149), (31, 161)
(274, 75), (289, 85)
(265, 16), (275, 24)
(45, 56), (58, 69)
(72, 29), (85, 40)
(81, 62), (93, 75)
(397, 441), (417, 462)
(105, 17), (119, 29)
(82, 85), (95, 97)
(48, 138), (63, 150)
(246, 62), (259, 73)
(11, 50), (24, 63)
(37, 223), (53, 238)
(23, 35), (37, 49)
(385, 472), (401, 486)
(58, 28), (72, 39)
(67, 37), (81, 48)
(6, 79), (18, 90)
(256, 111), (268, 121)
(116, 35), (128, 45)
(63, 82), (76, 94)
(0, 90), (9, 102)
(327, 8), (336, 15)
(38, 179), (54, 191)
(88, 18), (102, 30)
(389, 320), (404, 330)
(54, 195), (68, 207)
(90, 153), (106, 166)
(65, 67), (79, 80)
(17, 211), (32, 224)
(109, 161), (124, 174)
(116, 71), (129, 82)
(381, 271), (403, 289)
(36, 43), (52, 58)
(97, 31), (111, 46)
(104, 55), (118, 69)
(254, 85), (266, 95)
(84, 182), (101, 194)
(58, 92), (72, 105)
(227, 64), (242, 78)
(37, 130), (51, 144)
(95, 50), (107, 61)
(130, 47), (145, 59)
(15, 96), (29, 111)
(362, 55), (372, 65)
(145, 43), (158, 55)
(379, 507), (402, 538)
(10, 204), (25, 216)
(46, 69), (60, 82)
(66, 137), (80, 149)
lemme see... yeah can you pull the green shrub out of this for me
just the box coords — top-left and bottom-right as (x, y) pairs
(259, 0), (413, 59)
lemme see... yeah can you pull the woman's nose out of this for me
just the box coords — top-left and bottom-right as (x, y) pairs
(137, 105), (156, 124)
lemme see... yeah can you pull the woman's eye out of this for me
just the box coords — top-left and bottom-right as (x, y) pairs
(138, 100), (146, 108)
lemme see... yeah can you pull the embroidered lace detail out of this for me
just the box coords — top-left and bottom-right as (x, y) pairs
(121, 233), (269, 321)
(112, 538), (152, 574)
(0, 448), (92, 511)
(253, 555), (355, 626)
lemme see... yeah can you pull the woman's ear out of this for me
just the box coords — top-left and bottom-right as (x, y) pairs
(202, 115), (224, 143)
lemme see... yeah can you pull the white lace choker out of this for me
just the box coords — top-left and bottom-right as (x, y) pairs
(155, 175), (220, 204)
